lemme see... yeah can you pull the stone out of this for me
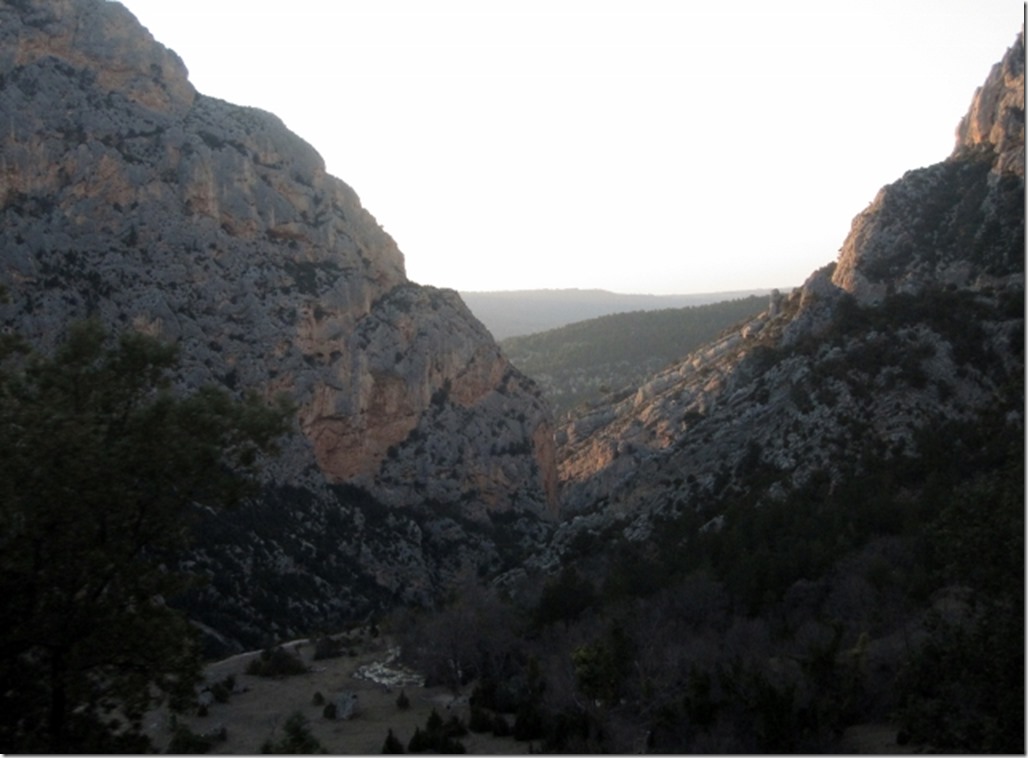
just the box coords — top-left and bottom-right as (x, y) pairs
(0, 0), (557, 650)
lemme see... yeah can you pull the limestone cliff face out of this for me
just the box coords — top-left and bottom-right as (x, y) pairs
(0, 0), (556, 648)
(544, 31), (1024, 565)
(954, 29), (1025, 175)
(832, 32), (1024, 305)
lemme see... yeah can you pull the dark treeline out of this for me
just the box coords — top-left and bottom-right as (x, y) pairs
(396, 393), (1023, 752)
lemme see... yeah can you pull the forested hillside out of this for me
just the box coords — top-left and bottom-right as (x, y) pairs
(461, 289), (773, 340)
(501, 295), (768, 416)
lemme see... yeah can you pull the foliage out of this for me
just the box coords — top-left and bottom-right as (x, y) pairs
(167, 722), (222, 754)
(259, 712), (325, 754)
(406, 709), (467, 753)
(502, 296), (767, 415)
(381, 728), (405, 754)
(572, 624), (633, 704)
(533, 566), (596, 627)
(484, 370), (1022, 752)
(245, 646), (309, 678)
(896, 460), (1024, 753)
(0, 320), (291, 753)
(312, 635), (343, 660)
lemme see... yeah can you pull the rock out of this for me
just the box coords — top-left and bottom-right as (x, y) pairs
(0, 0), (556, 649)
(546, 29), (1024, 559)
(954, 30), (1025, 175)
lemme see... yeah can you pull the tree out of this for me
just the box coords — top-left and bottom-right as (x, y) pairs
(260, 712), (325, 754)
(0, 320), (291, 753)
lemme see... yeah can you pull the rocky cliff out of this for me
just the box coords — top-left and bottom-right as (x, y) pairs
(542, 32), (1023, 567)
(0, 0), (557, 650)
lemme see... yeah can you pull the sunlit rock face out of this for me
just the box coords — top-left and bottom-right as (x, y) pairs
(543, 31), (1023, 566)
(0, 0), (557, 649)
(954, 30), (1025, 176)
(832, 32), (1025, 304)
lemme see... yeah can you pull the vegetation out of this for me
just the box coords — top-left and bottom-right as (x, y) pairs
(0, 320), (291, 753)
(259, 712), (325, 754)
(406, 709), (467, 753)
(394, 285), (1024, 753)
(245, 646), (309, 678)
(501, 295), (767, 415)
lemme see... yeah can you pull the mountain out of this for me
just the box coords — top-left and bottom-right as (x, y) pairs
(3, 4), (1020, 749)
(460, 287), (776, 339)
(0, 0), (557, 652)
(500, 295), (770, 417)
(550, 30), (1023, 529)
(484, 31), (1021, 752)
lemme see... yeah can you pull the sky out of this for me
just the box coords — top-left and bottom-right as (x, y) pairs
(119, 1), (1023, 296)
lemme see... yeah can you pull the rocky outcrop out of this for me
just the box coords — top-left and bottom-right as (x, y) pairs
(0, 0), (556, 649)
(544, 30), (1024, 567)
(832, 32), (1024, 305)
(954, 29), (1025, 175)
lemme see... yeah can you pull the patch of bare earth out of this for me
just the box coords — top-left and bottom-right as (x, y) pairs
(144, 634), (534, 754)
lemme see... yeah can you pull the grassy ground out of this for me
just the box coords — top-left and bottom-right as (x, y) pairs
(144, 633), (533, 755)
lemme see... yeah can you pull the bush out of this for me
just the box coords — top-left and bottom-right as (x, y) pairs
(492, 713), (511, 738)
(260, 712), (325, 754)
(396, 689), (410, 710)
(313, 636), (343, 661)
(245, 647), (308, 678)
(406, 710), (467, 753)
(468, 706), (493, 733)
(322, 702), (337, 720)
(210, 681), (231, 704)
(382, 728), (405, 754)
(513, 702), (545, 742)
(167, 725), (213, 754)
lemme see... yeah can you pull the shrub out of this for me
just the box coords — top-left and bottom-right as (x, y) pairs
(468, 706), (493, 733)
(260, 712), (325, 754)
(210, 681), (231, 704)
(167, 725), (213, 754)
(382, 728), (405, 754)
(396, 689), (410, 710)
(492, 713), (511, 738)
(245, 647), (308, 678)
(313, 636), (343, 661)
(406, 710), (467, 753)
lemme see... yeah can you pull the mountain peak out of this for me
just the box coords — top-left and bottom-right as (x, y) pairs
(831, 29), (1024, 305)
(953, 29), (1025, 176)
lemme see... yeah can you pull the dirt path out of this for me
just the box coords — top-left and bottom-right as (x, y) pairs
(145, 634), (533, 754)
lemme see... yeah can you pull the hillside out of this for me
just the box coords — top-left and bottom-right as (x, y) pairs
(501, 295), (769, 417)
(0, 1), (1023, 753)
(503, 28), (1023, 753)
(460, 288), (775, 339)
(0, 0), (557, 653)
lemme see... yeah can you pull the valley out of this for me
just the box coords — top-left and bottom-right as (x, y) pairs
(0, 2), (1023, 753)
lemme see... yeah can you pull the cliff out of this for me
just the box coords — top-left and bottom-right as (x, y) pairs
(543, 31), (1023, 566)
(0, 0), (556, 649)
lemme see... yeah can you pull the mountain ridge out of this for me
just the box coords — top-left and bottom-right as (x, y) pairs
(500, 295), (770, 417)
(541, 29), (1023, 548)
(460, 287), (778, 339)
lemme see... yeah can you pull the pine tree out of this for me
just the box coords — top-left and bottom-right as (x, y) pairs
(0, 320), (291, 753)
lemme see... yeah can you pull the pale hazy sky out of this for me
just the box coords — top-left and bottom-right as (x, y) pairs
(119, 1), (1023, 295)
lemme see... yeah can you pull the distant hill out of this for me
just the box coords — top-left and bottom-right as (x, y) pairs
(460, 288), (778, 339)
(500, 295), (770, 417)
